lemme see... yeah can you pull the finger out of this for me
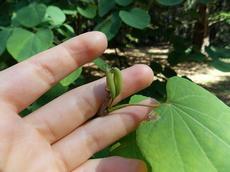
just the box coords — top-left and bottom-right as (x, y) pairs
(73, 157), (147, 172)
(24, 65), (154, 143)
(52, 99), (155, 171)
(0, 32), (107, 112)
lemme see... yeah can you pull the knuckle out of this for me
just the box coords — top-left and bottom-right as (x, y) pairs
(29, 60), (57, 86)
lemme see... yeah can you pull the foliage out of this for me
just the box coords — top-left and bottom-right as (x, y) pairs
(0, 1), (230, 172)
(137, 77), (230, 172)
(7, 27), (53, 61)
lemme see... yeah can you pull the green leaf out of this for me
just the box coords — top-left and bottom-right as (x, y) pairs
(56, 24), (75, 39)
(93, 58), (110, 71)
(77, 5), (97, 19)
(94, 13), (121, 40)
(46, 6), (66, 26)
(93, 147), (111, 158)
(206, 46), (230, 60)
(98, 0), (115, 17)
(205, 46), (230, 72)
(137, 77), (230, 172)
(14, 3), (47, 27)
(210, 59), (230, 72)
(156, 0), (183, 6)
(110, 132), (144, 159)
(115, 0), (133, 6)
(0, 28), (12, 55)
(129, 95), (149, 104)
(60, 68), (82, 87)
(119, 8), (150, 29)
(7, 28), (53, 61)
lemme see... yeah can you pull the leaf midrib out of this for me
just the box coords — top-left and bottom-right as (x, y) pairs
(170, 108), (185, 172)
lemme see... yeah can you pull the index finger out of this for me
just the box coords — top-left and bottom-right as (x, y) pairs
(0, 32), (107, 112)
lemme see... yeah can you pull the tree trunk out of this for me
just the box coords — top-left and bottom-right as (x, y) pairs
(192, 4), (209, 52)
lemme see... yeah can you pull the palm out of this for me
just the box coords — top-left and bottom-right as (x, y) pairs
(0, 32), (153, 172)
(0, 111), (64, 171)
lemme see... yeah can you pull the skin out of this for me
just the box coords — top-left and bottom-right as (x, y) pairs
(0, 32), (154, 172)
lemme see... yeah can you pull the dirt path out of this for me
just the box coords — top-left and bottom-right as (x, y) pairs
(109, 46), (230, 106)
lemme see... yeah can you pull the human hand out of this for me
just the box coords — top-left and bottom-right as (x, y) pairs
(0, 32), (154, 172)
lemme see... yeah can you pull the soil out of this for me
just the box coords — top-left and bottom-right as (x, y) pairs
(83, 46), (230, 106)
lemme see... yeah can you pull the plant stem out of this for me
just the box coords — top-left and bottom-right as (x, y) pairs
(108, 103), (160, 112)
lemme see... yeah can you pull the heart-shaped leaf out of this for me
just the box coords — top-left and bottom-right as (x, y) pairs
(7, 28), (53, 61)
(119, 8), (150, 29)
(137, 77), (230, 172)
(14, 3), (47, 27)
(46, 6), (66, 26)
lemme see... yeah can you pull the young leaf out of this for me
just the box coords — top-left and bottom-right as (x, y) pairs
(137, 77), (230, 172)
(119, 8), (150, 29)
(45, 6), (66, 26)
(7, 28), (53, 61)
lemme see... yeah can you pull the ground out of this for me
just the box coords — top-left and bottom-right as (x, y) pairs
(83, 46), (230, 106)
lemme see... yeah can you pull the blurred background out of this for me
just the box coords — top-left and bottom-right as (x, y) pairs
(0, 0), (229, 115)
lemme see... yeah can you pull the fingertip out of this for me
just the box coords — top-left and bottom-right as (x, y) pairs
(81, 31), (108, 57)
(122, 64), (154, 94)
(89, 31), (108, 53)
(63, 31), (108, 64)
(133, 64), (154, 86)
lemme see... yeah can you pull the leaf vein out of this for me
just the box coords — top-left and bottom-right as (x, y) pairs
(173, 109), (218, 172)
(173, 104), (230, 148)
(170, 108), (185, 172)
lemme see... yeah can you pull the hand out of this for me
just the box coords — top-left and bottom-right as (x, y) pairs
(0, 32), (154, 172)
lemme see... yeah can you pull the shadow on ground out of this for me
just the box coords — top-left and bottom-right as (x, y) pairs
(202, 75), (230, 106)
